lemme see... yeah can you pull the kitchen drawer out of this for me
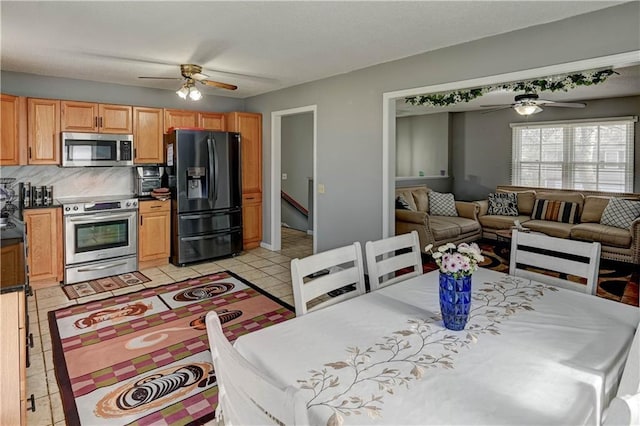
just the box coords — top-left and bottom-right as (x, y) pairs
(175, 230), (242, 264)
(139, 199), (170, 214)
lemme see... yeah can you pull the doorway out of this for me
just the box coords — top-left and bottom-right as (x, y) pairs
(381, 52), (639, 240)
(270, 105), (317, 253)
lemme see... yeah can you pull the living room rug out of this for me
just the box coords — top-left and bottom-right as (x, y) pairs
(62, 272), (151, 300)
(423, 240), (639, 307)
(49, 270), (295, 426)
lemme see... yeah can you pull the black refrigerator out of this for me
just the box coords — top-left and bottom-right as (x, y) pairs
(165, 130), (243, 265)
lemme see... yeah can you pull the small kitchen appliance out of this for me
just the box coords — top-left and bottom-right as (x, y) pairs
(133, 166), (165, 196)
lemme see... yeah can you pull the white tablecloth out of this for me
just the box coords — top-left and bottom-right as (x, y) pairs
(234, 268), (639, 425)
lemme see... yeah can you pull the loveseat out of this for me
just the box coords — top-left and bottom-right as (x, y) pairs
(477, 185), (640, 264)
(395, 186), (482, 253)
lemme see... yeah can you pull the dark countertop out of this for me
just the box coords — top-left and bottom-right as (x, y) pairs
(0, 217), (25, 246)
(23, 202), (61, 209)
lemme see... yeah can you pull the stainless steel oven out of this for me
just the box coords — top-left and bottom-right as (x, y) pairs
(61, 196), (138, 284)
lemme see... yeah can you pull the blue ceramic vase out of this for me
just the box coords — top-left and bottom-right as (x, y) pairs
(438, 272), (472, 331)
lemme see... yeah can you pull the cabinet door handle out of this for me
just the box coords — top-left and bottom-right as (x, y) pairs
(99, 117), (103, 128)
(28, 332), (34, 348)
(150, 206), (161, 209)
(27, 394), (36, 412)
(94, 117), (98, 128)
(28, 147), (32, 159)
(140, 216), (143, 226)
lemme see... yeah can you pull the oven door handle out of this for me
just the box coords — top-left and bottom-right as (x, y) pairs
(68, 213), (135, 222)
(76, 261), (128, 272)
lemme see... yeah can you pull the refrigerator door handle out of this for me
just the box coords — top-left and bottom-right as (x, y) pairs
(207, 136), (219, 202)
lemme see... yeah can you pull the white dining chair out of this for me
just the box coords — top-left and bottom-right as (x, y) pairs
(291, 242), (366, 316)
(365, 230), (423, 291)
(205, 311), (310, 426)
(603, 321), (640, 425)
(509, 229), (601, 295)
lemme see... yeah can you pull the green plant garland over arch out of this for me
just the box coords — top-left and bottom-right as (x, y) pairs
(405, 69), (617, 107)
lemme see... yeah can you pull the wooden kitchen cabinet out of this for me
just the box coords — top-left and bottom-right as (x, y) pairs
(227, 112), (263, 249)
(133, 107), (164, 164)
(27, 98), (61, 165)
(61, 101), (132, 133)
(1, 94), (23, 165)
(0, 289), (28, 426)
(138, 200), (171, 268)
(198, 112), (226, 131)
(164, 109), (198, 133)
(24, 208), (63, 285)
(1, 243), (25, 288)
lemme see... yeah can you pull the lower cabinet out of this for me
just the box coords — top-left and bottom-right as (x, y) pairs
(138, 200), (171, 268)
(0, 290), (30, 425)
(242, 193), (262, 249)
(24, 208), (63, 286)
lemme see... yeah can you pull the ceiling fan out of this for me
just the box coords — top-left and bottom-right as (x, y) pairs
(481, 93), (586, 115)
(139, 64), (237, 100)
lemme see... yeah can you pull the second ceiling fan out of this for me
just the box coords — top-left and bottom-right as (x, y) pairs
(481, 93), (586, 115)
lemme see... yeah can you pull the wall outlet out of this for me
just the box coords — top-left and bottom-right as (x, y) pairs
(318, 183), (325, 194)
(282, 173), (288, 180)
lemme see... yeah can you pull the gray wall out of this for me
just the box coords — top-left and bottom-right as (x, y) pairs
(0, 71), (245, 111)
(281, 112), (313, 231)
(452, 95), (640, 201)
(396, 112), (449, 177)
(245, 2), (640, 251)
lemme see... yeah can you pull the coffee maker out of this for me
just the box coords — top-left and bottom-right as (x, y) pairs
(133, 166), (165, 196)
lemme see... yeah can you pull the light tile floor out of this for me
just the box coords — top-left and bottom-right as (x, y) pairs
(26, 227), (312, 426)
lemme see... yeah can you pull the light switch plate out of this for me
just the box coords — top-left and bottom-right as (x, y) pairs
(318, 184), (325, 194)
(282, 173), (288, 180)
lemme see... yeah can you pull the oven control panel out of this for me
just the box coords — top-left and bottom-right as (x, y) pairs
(62, 198), (138, 215)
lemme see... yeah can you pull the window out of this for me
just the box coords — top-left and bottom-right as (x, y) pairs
(511, 117), (637, 192)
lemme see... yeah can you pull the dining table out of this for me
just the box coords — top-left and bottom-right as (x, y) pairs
(233, 268), (639, 425)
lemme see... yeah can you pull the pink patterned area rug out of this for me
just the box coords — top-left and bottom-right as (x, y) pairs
(49, 270), (295, 425)
(62, 272), (151, 300)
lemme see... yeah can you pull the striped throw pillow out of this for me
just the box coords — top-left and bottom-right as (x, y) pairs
(530, 199), (580, 224)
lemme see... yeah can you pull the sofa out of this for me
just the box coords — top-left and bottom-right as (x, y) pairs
(477, 185), (640, 264)
(395, 186), (482, 253)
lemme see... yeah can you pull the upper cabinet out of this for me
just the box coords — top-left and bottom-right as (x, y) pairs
(227, 112), (262, 194)
(61, 101), (132, 133)
(198, 112), (226, 131)
(164, 109), (198, 133)
(133, 107), (164, 164)
(0, 94), (23, 165)
(27, 98), (61, 165)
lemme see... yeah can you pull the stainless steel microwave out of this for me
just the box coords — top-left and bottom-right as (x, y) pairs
(62, 132), (134, 167)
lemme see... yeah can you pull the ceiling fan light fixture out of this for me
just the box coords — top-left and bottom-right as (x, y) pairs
(176, 84), (189, 99)
(188, 86), (202, 101)
(514, 103), (543, 116)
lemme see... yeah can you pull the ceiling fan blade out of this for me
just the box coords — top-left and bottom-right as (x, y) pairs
(480, 104), (513, 108)
(481, 106), (513, 114)
(543, 102), (586, 108)
(200, 80), (238, 91)
(191, 72), (210, 81)
(138, 76), (182, 80)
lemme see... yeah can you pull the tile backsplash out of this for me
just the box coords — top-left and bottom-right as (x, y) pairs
(1, 166), (132, 199)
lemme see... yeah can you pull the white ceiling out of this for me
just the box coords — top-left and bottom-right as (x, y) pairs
(0, 1), (631, 99)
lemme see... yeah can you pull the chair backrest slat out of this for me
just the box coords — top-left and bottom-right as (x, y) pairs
(205, 311), (310, 425)
(509, 230), (601, 295)
(365, 231), (423, 291)
(291, 242), (366, 316)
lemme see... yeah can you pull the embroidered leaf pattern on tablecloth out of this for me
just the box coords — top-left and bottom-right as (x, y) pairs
(296, 275), (555, 425)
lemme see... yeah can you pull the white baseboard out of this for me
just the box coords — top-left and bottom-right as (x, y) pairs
(260, 241), (274, 251)
(306, 230), (313, 235)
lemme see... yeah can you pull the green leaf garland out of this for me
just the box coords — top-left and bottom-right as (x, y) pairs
(405, 69), (617, 107)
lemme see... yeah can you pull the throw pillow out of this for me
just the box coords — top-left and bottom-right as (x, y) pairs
(530, 199), (580, 224)
(395, 195), (413, 210)
(429, 192), (458, 217)
(600, 198), (640, 229)
(487, 192), (519, 216)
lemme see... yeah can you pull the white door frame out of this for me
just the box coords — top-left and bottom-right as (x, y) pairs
(382, 51), (640, 239)
(270, 105), (318, 252)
